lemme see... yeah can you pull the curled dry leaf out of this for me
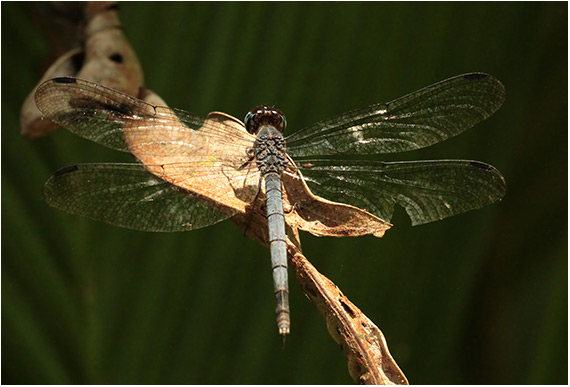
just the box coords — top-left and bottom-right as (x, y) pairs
(80, 2), (143, 94)
(34, 79), (404, 383)
(21, 1), (143, 138)
(229, 195), (407, 384)
(29, 3), (405, 383)
(287, 243), (408, 385)
(136, 90), (405, 383)
(226, 184), (406, 384)
(20, 48), (84, 138)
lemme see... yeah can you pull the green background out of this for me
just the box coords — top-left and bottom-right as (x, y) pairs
(2, 2), (567, 384)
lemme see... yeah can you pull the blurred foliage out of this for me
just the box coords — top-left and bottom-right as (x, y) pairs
(2, 2), (567, 384)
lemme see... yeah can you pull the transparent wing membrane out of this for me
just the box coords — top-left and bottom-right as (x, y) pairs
(38, 73), (505, 231)
(286, 73), (505, 157)
(295, 159), (506, 225)
(34, 77), (255, 157)
(43, 163), (234, 232)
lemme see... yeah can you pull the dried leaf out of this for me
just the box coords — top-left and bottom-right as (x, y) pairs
(20, 49), (84, 138)
(287, 243), (408, 385)
(79, 2), (143, 94)
(33, 73), (405, 385)
(21, 1), (143, 138)
(229, 199), (407, 384)
(29, 4), (405, 383)
(136, 94), (406, 384)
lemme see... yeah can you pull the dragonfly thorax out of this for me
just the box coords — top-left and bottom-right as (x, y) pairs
(253, 126), (288, 175)
(244, 106), (287, 134)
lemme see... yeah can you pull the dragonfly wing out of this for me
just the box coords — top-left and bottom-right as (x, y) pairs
(43, 163), (235, 232)
(34, 77), (255, 158)
(294, 159), (506, 225)
(35, 77), (261, 212)
(286, 73), (505, 157)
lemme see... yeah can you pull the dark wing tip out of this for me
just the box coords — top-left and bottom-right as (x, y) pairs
(469, 160), (494, 170)
(52, 165), (79, 177)
(463, 72), (489, 80)
(463, 72), (506, 113)
(463, 72), (505, 95)
(470, 161), (507, 198)
(43, 166), (80, 205)
(51, 77), (77, 84)
(470, 160), (507, 194)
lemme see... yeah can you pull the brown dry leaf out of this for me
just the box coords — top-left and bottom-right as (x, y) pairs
(21, 1), (143, 138)
(281, 167), (391, 238)
(20, 48), (85, 138)
(139, 91), (406, 383)
(35, 79), (404, 383)
(79, 2), (143, 96)
(287, 243), (408, 385)
(28, 4), (405, 383)
(229, 198), (407, 384)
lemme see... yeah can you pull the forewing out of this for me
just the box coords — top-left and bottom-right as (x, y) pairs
(43, 163), (234, 232)
(294, 159), (506, 225)
(34, 77), (254, 160)
(286, 73), (505, 157)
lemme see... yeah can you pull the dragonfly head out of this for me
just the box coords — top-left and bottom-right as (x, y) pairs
(244, 106), (287, 134)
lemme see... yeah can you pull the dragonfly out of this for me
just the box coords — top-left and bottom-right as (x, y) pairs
(35, 73), (506, 338)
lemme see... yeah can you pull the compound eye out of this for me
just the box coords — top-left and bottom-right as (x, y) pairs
(267, 108), (286, 133)
(279, 113), (287, 132)
(244, 106), (286, 134)
(244, 106), (267, 134)
(244, 111), (255, 133)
